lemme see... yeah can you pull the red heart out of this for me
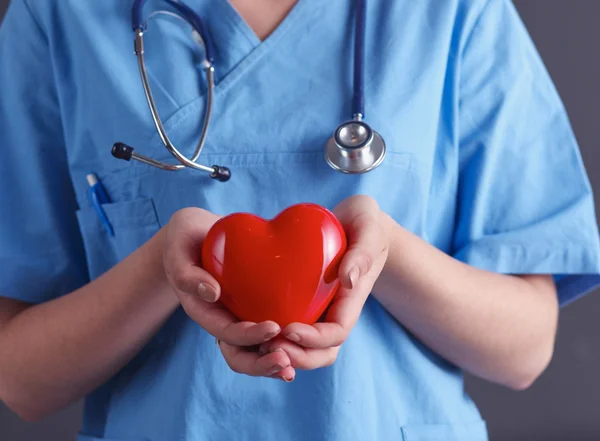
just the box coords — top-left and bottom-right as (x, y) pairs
(201, 203), (348, 327)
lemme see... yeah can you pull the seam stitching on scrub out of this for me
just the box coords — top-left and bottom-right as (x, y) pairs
(145, 0), (310, 150)
(16, 0), (70, 157)
(460, 0), (494, 59)
(145, 68), (181, 111)
(210, 0), (310, 95)
(93, 151), (415, 191)
(20, 0), (47, 42)
(215, 0), (262, 46)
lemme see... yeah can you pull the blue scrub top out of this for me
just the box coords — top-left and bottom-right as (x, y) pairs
(1, 0), (600, 440)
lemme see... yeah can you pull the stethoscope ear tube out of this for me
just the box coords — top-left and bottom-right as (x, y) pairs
(211, 165), (232, 182)
(111, 142), (231, 181)
(114, 6), (230, 181)
(112, 143), (134, 161)
(120, 0), (383, 181)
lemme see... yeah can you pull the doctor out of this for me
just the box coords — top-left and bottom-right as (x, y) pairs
(0, 0), (599, 440)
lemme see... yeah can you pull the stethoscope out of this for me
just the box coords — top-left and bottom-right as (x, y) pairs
(112, 0), (386, 181)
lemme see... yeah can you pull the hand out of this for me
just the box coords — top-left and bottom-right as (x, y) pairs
(259, 195), (390, 374)
(163, 208), (295, 381)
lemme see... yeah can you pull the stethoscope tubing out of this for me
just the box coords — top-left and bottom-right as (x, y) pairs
(132, 0), (215, 63)
(116, 0), (381, 180)
(353, 0), (366, 119)
(135, 29), (215, 173)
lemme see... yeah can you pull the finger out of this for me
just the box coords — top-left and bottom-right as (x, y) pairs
(282, 266), (380, 349)
(164, 211), (222, 302)
(338, 211), (388, 290)
(269, 365), (296, 382)
(221, 320), (282, 346)
(282, 320), (347, 349)
(179, 295), (281, 346)
(167, 261), (221, 303)
(262, 338), (339, 370)
(219, 342), (291, 377)
(281, 254), (387, 350)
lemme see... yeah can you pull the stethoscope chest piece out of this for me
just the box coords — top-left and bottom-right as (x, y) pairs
(325, 120), (386, 174)
(120, 0), (381, 180)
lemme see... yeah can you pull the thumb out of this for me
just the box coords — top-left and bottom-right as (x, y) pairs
(338, 212), (387, 290)
(339, 246), (373, 290)
(166, 262), (221, 303)
(163, 208), (223, 302)
(163, 234), (221, 302)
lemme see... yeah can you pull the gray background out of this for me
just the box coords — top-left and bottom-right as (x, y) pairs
(0, 1), (599, 440)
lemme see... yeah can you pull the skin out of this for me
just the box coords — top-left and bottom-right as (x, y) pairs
(228, 0), (298, 40)
(0, 195), (558, 421)
(0, 0), (558, 421)
(222, 0), (558, 387)
(259, 196), (558, 390)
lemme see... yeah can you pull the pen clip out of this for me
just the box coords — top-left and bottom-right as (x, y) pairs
(87, 174), (114, 237)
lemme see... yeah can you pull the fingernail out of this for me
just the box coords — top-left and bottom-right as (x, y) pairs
(281, 376), (295, 383)
(198, 282), (218, 302)
(269, 364), (285, 375)
(286, 333), (301, 343)
(264, 331), (278, 341)
(348, 266), (360, 289)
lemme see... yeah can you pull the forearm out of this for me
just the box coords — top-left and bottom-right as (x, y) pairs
(373, 214), (559, 390)
(0, 227), (179, 420)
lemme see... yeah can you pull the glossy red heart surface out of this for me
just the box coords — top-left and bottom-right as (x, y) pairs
(201, 203), (348, 327)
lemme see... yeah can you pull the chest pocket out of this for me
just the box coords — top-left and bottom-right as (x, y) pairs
(71, 32), (428, 281)
(74, 145), (420, 282)
(76, 198), (161, 280)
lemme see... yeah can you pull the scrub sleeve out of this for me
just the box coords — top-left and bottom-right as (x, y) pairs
(0, 0), (599, 313)
(452, 0), (600, 305)
(0, 0), (89, 303)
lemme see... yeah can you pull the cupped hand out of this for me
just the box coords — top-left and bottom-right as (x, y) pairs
(260, 195), (390, 375)
(163, 208), (295, 381)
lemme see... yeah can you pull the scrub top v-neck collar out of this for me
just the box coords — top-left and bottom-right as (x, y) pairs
(195, 0), (313, 85)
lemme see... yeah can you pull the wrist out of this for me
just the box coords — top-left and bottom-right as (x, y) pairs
(147, 226), (180, 310)
(374, 212), (416, 295)
(379, 211), (397, 257)
(375, 211), (396, 285)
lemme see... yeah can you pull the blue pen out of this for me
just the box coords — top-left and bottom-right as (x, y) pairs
(86, 173), (114, 237)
